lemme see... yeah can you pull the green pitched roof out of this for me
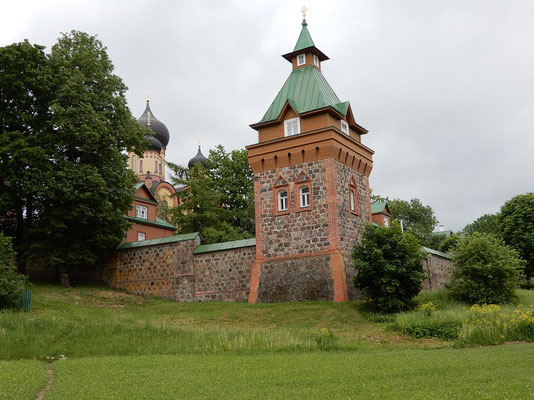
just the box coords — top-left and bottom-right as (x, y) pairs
(371, 201), (388, 214)
(194, 238), (256, 254)
(422, 247), (453, 260)
(293, 21), (315, 52)
(124, 215), (177, 230)
(257, 65), (348, 124)
(117, 232), (199, 250)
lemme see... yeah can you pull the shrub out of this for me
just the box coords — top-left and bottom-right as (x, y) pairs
(0, 233), (27, 309)
(353, 221), (426, 313)
(447, 233), (523, 304)
(393, 309), (463, 339)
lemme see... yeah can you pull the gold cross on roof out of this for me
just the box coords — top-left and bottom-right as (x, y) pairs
(301, 5), (308, 20)
(146, 85), (150, 102)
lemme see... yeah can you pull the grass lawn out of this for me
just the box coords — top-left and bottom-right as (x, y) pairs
(1, 284), (533, 399)
(44, 345), (534, 399)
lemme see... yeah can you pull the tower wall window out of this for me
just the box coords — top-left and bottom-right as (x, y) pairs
(297, 53), (306, 66)
(278, 190), (288, 211)
(284, 117), (300, 137)
(313, 55), (319, 67)
(140, 160), (143, 173)
(132, 155), (136, 172)
(349, 190), (355, 211)
(299, 186), (310, 208)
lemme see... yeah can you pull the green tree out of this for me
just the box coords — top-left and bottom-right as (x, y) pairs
(462, 213), (501, 237)
(499, 193), (534, 278)
(206, 145), (255, 236)
(439, 233), (460, 253)
(353, 221), (426, 313)
(1, 32), (148, 284)
(0, 40), (54, 273)
(0, 232), (27, 309)
(387, 198), (439, 247)
(169, 164), (248, 243)
(447, 233), (522, 304)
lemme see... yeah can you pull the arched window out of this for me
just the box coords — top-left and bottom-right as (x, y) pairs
(159, 159), (162, 175)
(139, 160), (143, 173)
(299, 186), (310, 208)
(278, 190), (288, 211)
(155, 160), (158, 175)
(132, 155), (136, 172)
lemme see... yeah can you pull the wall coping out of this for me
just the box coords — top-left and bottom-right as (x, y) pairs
(194, 238), (256, 254)
(117, 232), (200, 250)
(423, 246), (453, 260)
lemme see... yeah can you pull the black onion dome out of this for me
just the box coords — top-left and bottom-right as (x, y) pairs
(147, 135), (162, 152)
(188, 146), (208, 169)
(137, 101), (170, 148)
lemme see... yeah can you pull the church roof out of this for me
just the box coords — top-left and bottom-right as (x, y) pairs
(137, 101), (170, 148)
(282, 20), (329, 63)
(254, 65), (349, 125)
(188, 146), (208, 169)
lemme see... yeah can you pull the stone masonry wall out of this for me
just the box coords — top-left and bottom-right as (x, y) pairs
(334, 160), (371, 254)
(255, 159), (331, 259)
(193, 246), (256, 301)
(255, 255), (334, 302)
(103, 238), (256, 302)
(422, 253), (454, 291)
(103, 236), (201, 301)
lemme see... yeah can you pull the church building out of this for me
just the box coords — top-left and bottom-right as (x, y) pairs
(247, 14), (374, 302)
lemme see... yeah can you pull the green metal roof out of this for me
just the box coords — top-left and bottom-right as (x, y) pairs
(194, 238), (256, 254)
(432, 230), (453, 237)
(257, 65), (348, 124)
(371, 201), (388, 214)
(124, 215), (177, 230)
(422, 247), (453, 260)
(117, 232), (200, 250)
(293, 21), (315, 52)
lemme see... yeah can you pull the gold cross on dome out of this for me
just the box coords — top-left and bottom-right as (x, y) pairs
(146, 85), (150, 102)
(301, 5), (308, 20)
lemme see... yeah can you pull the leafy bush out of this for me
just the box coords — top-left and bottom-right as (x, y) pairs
(447, 233), (523, 304)
(353, 221), (426, 313)
(0, 233), (27, 309)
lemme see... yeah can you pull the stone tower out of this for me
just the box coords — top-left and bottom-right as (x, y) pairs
(247, 17), (374, 302)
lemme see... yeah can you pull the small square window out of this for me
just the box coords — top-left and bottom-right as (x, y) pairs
(284, 118), (300, 137)
(340, 120), (349, 135)
(313, 55), (319, 67)
(137, 232), (146, 241)
(297, 54), (306, 66)
(136, 205), (148, 219)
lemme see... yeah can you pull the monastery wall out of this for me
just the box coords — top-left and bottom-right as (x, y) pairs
(422, 251), (454, 291)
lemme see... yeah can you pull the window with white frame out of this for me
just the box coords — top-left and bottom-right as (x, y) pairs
(132, 155), (136, 171)
(299, 186), (310, 208)
(384, 216), (390, 227)
(340, 120), (349, 135)
(136, 205), (148, 219)
(137, 232), (146, 241)
(297, 53), (306, 66)
(278, 190), (288, 211)
(313, 55), (319, 67)
(284, 117), (300, 137)
(349, 190), (355, 211)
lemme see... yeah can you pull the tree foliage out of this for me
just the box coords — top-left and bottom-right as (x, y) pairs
(167, 146), (254, 244)
(499, 193), (534, 278)
(353, 221), (426, 313)
(447, 233), (522, 304)
(462, 213), (501, 237)
(0, 233), (27, 309)
(0, 32), (148, 280)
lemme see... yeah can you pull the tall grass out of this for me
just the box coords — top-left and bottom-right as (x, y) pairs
(392, 290), (534, 345)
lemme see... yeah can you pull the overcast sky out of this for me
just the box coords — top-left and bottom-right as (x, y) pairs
(3, 0), (533, 231)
